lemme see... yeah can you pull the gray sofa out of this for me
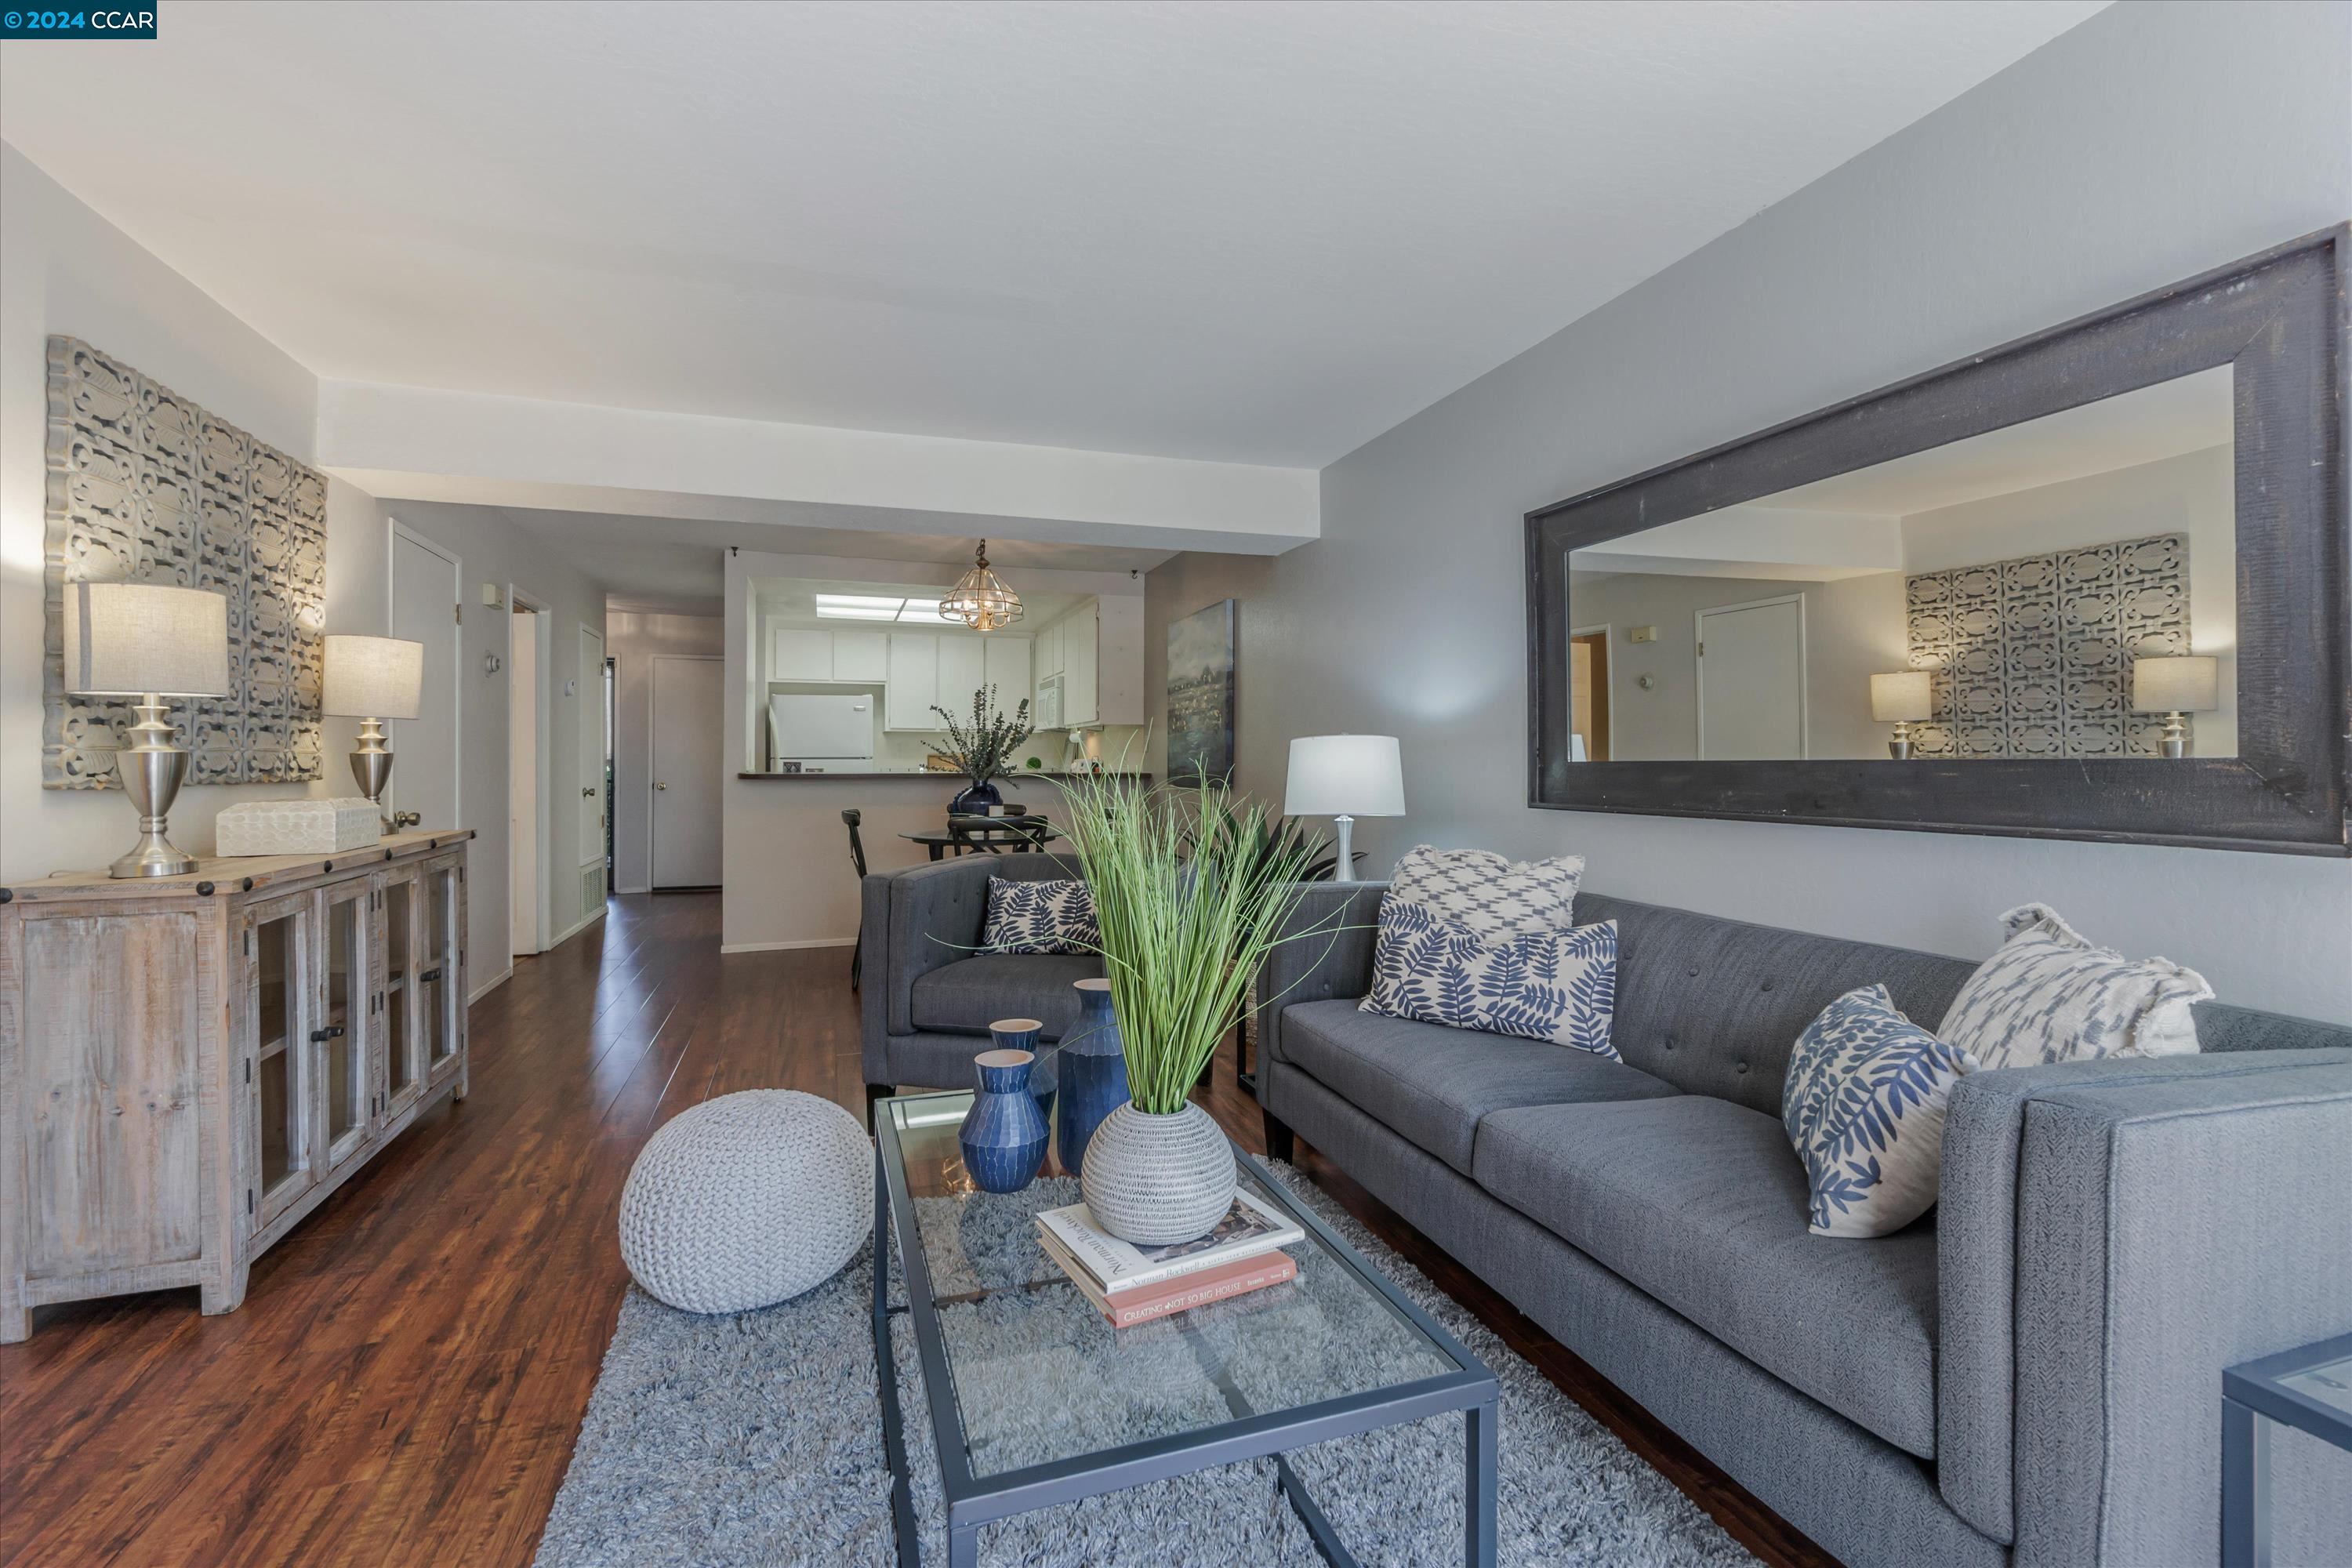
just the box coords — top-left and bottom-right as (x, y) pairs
(859, 852), (1099, 1120)
(1256, 882), (2352, 1568)
(862, 858), (2352, 1564)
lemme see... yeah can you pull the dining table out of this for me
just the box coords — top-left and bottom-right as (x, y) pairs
(899, 816), (1064, 861)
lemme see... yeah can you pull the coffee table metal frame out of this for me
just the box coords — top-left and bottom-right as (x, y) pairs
(872, 1090), (1501, 1568)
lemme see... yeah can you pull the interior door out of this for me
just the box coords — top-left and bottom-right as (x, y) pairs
(651, 656), (724, 887)
(388, 525), (461, 833)
(1697, 596), (1806, 760)
(579, 626), (607, 911)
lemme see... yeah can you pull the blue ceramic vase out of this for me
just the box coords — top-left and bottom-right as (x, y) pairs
(1054, 978), (1129, 1178)
(949, 779), (1002, 815)
(959, 1024), (1050, 1194)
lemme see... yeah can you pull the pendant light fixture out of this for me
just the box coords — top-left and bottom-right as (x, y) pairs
(942, 539), (1024, 632)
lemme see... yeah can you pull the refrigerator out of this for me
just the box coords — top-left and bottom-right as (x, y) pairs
(768, 693), (875, 771)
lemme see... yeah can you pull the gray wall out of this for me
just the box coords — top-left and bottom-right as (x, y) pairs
(1146, 0), (2352, 1021)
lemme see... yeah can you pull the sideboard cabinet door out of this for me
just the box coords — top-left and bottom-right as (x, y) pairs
(420, 857), (464, 1085)
(318, 879), (373, 1173)
(241, 892), (318, 1229)
(380, 866), (424, 1116)
(17, 909), (208, 1282)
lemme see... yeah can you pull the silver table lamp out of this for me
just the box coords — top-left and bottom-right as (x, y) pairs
(1284, 735), (1406, 883)
(1870, 671), (1935, 760)
(324, 635), (425, 827)
(2132, 655), (2220, 759)
(63, 582), (232, 878)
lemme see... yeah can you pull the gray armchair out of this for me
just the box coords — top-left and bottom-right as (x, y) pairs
(858, 850), (1097, 1123)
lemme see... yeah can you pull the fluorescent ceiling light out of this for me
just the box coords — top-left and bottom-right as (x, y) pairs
(815, 593), (907, 621)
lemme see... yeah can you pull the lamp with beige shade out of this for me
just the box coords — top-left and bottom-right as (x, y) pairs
(1869, 671), (1935, 760)
(2131, 655), (2219, 759)
(324, 634), (425, 826)
(63, 582), (232, 877)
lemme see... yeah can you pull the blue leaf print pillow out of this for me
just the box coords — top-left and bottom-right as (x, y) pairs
(982, 878), (1099, 956)
(1784, 985), (1977, 1239)
(1363, 899), (1618, 1058)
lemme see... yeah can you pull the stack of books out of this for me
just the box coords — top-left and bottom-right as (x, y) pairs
(1036, 1192), (1305, 1329)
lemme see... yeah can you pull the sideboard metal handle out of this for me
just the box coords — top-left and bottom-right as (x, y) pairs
(419, 967), (444, 984)
(310, 1025), (347, 1042)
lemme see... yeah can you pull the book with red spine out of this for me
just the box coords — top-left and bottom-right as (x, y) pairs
(1039, 1231), (1298, 1328)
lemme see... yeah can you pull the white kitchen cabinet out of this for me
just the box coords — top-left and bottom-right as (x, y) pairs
(936, 637), (987, 719)
(1064, 605), (1100, 727)
(1094, 596), (1145, 724)
(885, 633), (938, 730)
(984, 637), (1032, 711)
(833, 630), (891, 682)
(771, 629), (834, 681)
(1038, 621), (1065, 679)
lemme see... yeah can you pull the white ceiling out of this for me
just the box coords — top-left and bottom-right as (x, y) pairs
(1, 1), (2103, 468)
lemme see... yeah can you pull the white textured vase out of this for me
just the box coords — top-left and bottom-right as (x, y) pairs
(1078, 1101), (1236, 1246)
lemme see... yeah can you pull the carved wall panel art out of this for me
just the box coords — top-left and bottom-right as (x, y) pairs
(43, 336), (326, 789)
(1903, 532), (2189, 759)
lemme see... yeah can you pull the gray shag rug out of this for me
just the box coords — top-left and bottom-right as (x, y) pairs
(534, 1162), (1759, 1568)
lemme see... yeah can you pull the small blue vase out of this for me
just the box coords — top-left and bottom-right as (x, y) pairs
(960, 1026), (1050, 1194)
(1054, 978), (1129, 1178)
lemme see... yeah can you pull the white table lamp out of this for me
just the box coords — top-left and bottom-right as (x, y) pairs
(1284, 735), (1405, 883)
(63, 582), (231, 878)
(1870, 672), (1935, 760)
(324, 635), (425, 824)
(2131, 655), (2219, 759)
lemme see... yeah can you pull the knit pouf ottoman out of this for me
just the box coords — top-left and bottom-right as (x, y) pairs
(618, 1089), (873, 1314)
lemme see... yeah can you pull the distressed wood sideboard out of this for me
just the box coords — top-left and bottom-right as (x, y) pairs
(0, 829), (473, 1341)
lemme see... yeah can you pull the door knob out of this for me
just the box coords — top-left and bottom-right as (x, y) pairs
(582, 786), (596, 798)
(655, 782), (667, 790)
(394, 811), (421, 829)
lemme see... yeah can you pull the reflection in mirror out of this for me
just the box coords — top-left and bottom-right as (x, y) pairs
(1566, 367), (2235, 763)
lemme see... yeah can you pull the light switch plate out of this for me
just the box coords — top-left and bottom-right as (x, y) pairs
(481, 582), (506, 608)
(1628, 626), (1658, 644)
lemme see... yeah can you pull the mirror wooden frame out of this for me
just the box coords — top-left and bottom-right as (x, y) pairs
(1526, 225), (2350, 856)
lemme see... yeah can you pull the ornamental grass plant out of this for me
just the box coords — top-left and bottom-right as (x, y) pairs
(1054, 770), (1337, 1114)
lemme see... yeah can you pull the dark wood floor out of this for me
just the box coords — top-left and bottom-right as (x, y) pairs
(0, 892), (1833, 1568)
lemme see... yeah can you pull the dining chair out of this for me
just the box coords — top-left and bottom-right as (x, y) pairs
(842, 809), (867, 990)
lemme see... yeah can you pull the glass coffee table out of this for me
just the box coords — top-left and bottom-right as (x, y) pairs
(873, 1090), (1500, 1568)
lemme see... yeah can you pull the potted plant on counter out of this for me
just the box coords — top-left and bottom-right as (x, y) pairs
(1056, 771), (1330, 1245)
(931, 685), (1033, 815)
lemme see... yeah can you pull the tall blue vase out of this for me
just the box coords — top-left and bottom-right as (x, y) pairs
(1054, 978), (1129, 1179)
(959, 1025), (1050, 1194)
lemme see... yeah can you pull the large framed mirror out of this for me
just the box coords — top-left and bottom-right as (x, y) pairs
(1526, 226), (2348, 855)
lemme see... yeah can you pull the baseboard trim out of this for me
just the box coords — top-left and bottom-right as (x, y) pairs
(720, 936), (858, 953)
(467, 965), (513, 1005)
(613, 884), (651, 895)
(548, 902), (610, 948)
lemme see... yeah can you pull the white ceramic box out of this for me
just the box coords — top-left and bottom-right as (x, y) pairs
(214, 797), (383, 856)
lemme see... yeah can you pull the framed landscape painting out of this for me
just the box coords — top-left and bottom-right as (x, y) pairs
(1166, 598), (1236, 787)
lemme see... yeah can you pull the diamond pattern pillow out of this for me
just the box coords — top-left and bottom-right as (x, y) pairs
(982, 878), (1099, 956)
(1938, 904), (2211, 1070)
(1384, 844), (1584, 938)
(1784, 985), (1978, 1238)
(1363, 902), (1619, 1058)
